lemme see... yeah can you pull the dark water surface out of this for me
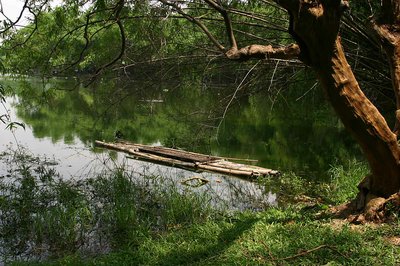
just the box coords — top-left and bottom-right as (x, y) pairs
(0, 75), (362, 207)
(0, 75), (362, 175)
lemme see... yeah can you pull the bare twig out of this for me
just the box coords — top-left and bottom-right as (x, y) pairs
(228, 7), (288, 30)
(269, 59), (281, 111)
(204, 0), (237, 49)
(274, 245), (348, 261)
(158, 0), (225, 52)
(296, 81), (318, 101)
(216, 60), (261, 139)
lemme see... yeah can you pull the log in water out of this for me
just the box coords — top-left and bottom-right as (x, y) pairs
(95, 140), (281, 178)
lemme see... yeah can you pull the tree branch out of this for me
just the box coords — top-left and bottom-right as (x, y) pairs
(157, 0), (299, 62)
(158, 0), (226, 52)
(45, 18), (109, 71)
(225, 43), (299, 61)
(204, 0), (237, 49)
(95, 15), (126, 74)
(62, 10), (93, 72)
(0, 0), (29, 34)
(86, 0), (127, 84)
(2, 6), (39, 50)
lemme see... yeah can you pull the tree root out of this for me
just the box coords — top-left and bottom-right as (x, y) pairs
(331, 192), (400, 224)
(330, 173), (399, 223)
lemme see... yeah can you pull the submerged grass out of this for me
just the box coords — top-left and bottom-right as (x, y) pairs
(0, 148), (215, 263)
(1, 149), (398, 265)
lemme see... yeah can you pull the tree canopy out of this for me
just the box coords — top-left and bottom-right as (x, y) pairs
(0, 1), (378, 75)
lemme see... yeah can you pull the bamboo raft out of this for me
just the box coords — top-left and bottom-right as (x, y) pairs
(95, 140), (281, 178)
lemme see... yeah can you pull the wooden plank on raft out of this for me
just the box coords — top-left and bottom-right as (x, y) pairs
(116, 140), (217, 163)
(202, 160), (280, 177)
(94, 140), (281, 178)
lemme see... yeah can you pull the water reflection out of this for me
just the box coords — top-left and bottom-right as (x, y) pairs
(1, 95), (276, 211)
(2, 76), (361, 177)
(0, 74), (362, 209)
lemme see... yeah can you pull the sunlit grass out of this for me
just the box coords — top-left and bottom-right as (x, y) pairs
(327, 160), (369, 204)
(2, 149), (399, 265)
(43, 210), (400, 266)
(258, 159), (369, 206)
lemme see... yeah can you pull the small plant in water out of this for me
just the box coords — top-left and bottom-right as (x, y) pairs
(0, 83), (25, 131)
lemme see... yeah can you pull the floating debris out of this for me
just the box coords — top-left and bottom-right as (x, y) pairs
(95, 140), (281, 178)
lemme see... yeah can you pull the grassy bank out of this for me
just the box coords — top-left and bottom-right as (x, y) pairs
(56, 209), (400, 265)
(1, 149), (399, 265)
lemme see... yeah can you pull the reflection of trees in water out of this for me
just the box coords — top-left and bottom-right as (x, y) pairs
(7, 66), (361, 180)
(214, 75), (362, 180)
(11, 76), (217, 149)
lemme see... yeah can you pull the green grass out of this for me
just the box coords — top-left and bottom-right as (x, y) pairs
(326, 160), (369, 204)
(259, 159), (369, 206)
(1, 150), (399, 265)
(28, 209), (400, 265)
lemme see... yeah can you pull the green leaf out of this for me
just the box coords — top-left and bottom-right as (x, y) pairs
(5, 121), (26, 131)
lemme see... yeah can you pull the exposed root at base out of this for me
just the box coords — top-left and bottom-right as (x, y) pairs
(330, 192), (400, 224)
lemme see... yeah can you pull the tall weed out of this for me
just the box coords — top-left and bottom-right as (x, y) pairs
(327, 160), (369, 204)
(259, 159), (369, 205)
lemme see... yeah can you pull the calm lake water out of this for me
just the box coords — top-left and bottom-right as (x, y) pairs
(0, 74), (362, 209)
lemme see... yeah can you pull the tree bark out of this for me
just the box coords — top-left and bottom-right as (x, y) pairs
(187, 0), (400, 200)
(280, 0), (400, 198)
(315, 38), (400, 198)
(371, 0), (400, 135)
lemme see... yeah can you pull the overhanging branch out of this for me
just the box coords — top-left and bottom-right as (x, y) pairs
(157, 0), (300, 62)
(225, 43), (300, 61)
(158, 0), (226, 52)
(204, 0), (237, 49)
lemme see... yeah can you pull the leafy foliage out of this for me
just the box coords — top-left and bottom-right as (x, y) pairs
(0, 83), (25, 131)
(0, 0), (291, 77)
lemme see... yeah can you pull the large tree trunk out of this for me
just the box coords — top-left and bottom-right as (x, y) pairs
(388, 47), (400, 135)
(166, 0), (400, 211)
(280, 0), (400, 200)
(315, 38), (400, 198)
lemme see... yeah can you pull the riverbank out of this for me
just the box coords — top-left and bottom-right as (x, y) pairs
(12, 205), (400, 265)
(2, 150), (399, 265)
(60, 209), (399, 265)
